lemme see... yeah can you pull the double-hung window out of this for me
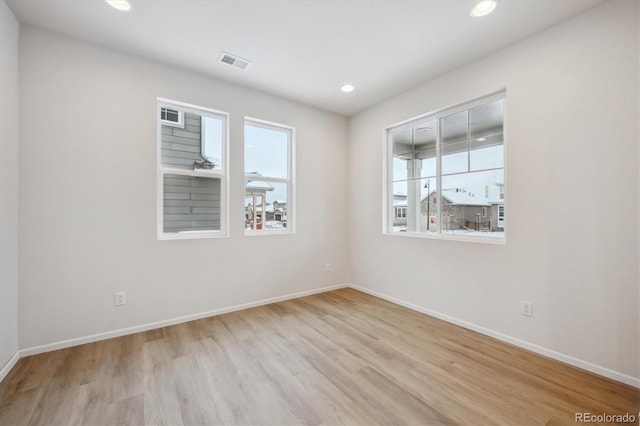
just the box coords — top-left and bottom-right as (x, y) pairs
(157, 98), (228, 239)
(386, 91), (505, 241)
(244, 118), (294, 234)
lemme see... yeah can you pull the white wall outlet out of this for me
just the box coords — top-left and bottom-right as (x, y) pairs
(115, 291), (126, 306)
(521, 300), (533, 317)
(325, 263), (332, 272)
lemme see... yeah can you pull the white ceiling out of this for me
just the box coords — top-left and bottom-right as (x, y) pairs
(7, 0), (606, 116)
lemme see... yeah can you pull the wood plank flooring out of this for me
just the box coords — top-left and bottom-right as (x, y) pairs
(0, 288), (638, 425)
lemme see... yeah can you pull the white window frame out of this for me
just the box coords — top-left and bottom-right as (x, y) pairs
(157, 98), (229, 240)
(160, 107), (185, 128)
(383, 90), (506, 244)
(244, 117), (295, 236)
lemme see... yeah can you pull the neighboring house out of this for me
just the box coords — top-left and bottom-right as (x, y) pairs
(394, 189), (504, 232)
(272, 200), (287, 223)
(393, 194), (408, 228)
(423, 188), (503, 232)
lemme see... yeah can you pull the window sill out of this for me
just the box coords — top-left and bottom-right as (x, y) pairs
(245, 229), (294, 237)
(158, 231), (228, 240)
(384, 231), (505, 245)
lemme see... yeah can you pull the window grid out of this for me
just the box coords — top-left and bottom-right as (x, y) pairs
(244, 118), (295, 235)
(386, 91), (505, 242)
(157, 98), (229, 240)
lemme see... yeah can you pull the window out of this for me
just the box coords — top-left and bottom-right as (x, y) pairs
(160, 107), (184, 128)
(157, 99), (228, 239)
(497, 204), (505, 228)
(385, 92), (505, 241)
(395, 206), (407, 219)
(244, 118), (294, 234)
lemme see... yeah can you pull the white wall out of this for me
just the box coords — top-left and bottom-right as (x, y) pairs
(18, 27), (349, 349)
(349, 0), (639, 381)
(0, 0), (19, 373)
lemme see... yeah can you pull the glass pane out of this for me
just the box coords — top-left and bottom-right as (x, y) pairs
(441, 111), (469, 175)
(160, 109), (222, 171)
(163, 174), (221, 233)
(469, 99), (503, 139)
(441, 110), (468, 145)
(470, 143), (504, 171)
(414, 120), (436, 152)
(391, 180), (409, 233)
(245, 124), (288, 179)
(167, 110), (179, 122)
(440, 169), (504, 237)
(391, 127), (413, 156)
(419, 177), (437, 233)
(419, 155), (436, 178)
(469, 99), (504, 171)
(201, 116), (223, 168)
(393, 157), (409, 181)
(245, 181), (288, 230)
(441, 149), (467, 175)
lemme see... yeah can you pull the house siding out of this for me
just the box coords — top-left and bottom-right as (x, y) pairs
(163, 174), (221, 232)
(161, 112), (203, 169)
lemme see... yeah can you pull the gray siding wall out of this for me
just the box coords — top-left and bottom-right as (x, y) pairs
(163, 174), (221, 232)
(161, 112), (203, 169)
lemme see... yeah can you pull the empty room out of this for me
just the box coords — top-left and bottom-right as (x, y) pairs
(0, 0), (638, 424)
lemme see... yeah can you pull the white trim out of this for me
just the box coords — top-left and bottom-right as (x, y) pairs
(0, 351), (20, 384)
(384, 89), (507, 132)
(157, 97), (228, 117)
(20, 284), (347, 357)
(243, 117), (295, 235)
(348, 284), (640, 389)
(245, 229), (294, 237)
(384, 231), (505, 244)
(384, 90), (506, 243)
(5, 283), (638, 390)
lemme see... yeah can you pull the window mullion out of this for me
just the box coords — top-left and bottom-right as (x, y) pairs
(435, 117), (442, 235)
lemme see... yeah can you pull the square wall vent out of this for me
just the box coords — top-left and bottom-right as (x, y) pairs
(218, 52), (252, 70)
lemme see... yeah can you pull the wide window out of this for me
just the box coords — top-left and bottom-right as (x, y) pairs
(157, 98), (228, 239)
(386, 92), (505, 241)
(244, 118), (294, 234)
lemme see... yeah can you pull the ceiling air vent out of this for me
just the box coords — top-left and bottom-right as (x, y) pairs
(218, 52), (252, 70)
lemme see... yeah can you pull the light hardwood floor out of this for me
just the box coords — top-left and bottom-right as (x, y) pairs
(0, 288), (638, 425)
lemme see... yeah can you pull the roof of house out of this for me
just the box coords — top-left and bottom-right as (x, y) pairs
(441, 190), (490, 207)
(394, 189), (504, 208)
(246, 181), (275, 192)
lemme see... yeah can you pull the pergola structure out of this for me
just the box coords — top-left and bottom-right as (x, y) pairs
(245, 181), (274, 230)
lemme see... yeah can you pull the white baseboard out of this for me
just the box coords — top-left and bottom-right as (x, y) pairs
(348, 284), (640, 389)
(0, 351), (20, 383)
(20, 283), (347, 358)
(7, 282), (639, 390)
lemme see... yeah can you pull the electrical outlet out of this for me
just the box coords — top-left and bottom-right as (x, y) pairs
(325, 263), (332, 272)
(521, 300), (533, 317)
(115, 292), (126, 306)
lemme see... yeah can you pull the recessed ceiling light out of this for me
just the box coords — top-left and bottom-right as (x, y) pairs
(105, 0), (132, 12)
(477, 137), (487, 141)
(341, 84), (355, 93)
(470, 0), (497, 17)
